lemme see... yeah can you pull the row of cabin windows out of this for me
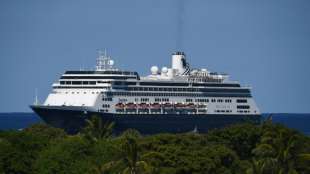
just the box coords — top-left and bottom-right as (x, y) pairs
(60, 81), (96, 85)
(195, 98), (232, 103)
(66, 91), (101, 94)
(60, 81), (241, 88)
(113, 81), (240, 87)
(155, 98), (169, 102)
(102, 104), (110, 108)
(114, 86), (250, 93)
(236, 99), (247, 103)
(215, 110), (232, 113)
(225, 99), (232, 103)
(237, 110), (251, 113)
(60, 76), (137, 80)
(102, 98), (113, 101)
(60, 91), (247, 104)
(115, 97), (244, 104)
(141, 98), (149, 102)
(64, 70), (138, 76)
(110, 92), (251, 97)
(196, 99), (208, 102)
(186, 99), (193, 102)
(237, 105), (250, 109)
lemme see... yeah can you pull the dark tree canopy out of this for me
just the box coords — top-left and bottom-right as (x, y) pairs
(0, 121), (309, 174)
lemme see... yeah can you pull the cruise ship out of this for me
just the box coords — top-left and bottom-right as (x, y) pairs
(31, 51), (261, 134)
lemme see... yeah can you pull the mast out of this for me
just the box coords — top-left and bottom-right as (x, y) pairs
(96, 49), (116, 71)
(34, 88), (39, 105)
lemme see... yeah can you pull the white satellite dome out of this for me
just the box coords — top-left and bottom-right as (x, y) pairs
(108, 60), (114, 66)
(161, 67), (168, 74)
(151, 66), (159, 75)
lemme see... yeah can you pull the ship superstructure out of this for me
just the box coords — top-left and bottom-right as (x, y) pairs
(31, 51), (260, 134)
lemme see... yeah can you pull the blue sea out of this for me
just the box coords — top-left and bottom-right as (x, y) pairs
(0, 113), (309, 135)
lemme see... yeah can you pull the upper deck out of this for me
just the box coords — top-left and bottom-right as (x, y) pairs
(51, 50), (251, 92)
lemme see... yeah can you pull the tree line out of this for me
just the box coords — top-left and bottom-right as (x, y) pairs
(0, 115), (309, 174)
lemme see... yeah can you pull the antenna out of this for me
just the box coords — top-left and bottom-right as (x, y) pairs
(34, 88), (39, 105)
(96, 49), (116, 71)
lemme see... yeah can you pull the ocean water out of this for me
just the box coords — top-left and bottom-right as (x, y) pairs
(0, 113), (309, 135)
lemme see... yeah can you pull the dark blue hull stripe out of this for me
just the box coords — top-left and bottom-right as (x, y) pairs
(31, 106), (261, 134)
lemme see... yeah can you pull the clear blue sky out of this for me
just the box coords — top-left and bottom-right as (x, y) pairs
(0, 0), (309, 113)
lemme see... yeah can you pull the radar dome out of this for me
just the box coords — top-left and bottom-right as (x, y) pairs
(151, 66), (159, 75)
(108, 60), (114, 66)
(161, 67), (168, 74)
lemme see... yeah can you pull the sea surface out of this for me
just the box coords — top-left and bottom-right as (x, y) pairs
(0, 113), (309, 135)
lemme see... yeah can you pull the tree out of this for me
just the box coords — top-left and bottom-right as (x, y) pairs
(35, 136), (93, 174)
(246, 159), (265, 174)
(96, 129), (152, 174)
(252, 122), (309, 174)
(81, 115), (114, 143)
(24, 123), (66, 142)
(207, 123), (261, 159)
(122, 132), (152, 174)
(0, 131), (48, 174)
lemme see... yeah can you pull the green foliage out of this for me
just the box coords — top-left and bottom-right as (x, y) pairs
(95, 129), (152, 174)
(0, 121), (309, 174)
(81, 115), (114, 143)
(207, 123), (262, 159)
(251, 122), (310, 174)
(35, 136), (93, 174)
(0, 124), (67, 174)
(140, 134), (239, 174)
(24, 123), (66, 143)
(120, 130), (152, 174)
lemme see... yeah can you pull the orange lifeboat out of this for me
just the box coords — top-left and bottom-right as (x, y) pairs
(115, 103), (125, 109)
(150, 103), (161, 109)
(138, 103), (149, 109)
(163, 103), (174, 109)
(186, 103), (196, 109)
(197, 104), (206, 108)
(175, 103), (185, 109)
(125, 103), (137, 109)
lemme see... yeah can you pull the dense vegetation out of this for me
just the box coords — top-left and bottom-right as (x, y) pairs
(0, 116), (309, 174)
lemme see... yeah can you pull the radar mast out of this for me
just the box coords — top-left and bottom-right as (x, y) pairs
(96, 49), (116, 71)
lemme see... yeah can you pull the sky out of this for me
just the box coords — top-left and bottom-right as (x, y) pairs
(0, 0), (309, 113)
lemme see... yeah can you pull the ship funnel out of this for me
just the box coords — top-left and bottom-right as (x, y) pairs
(171, 51), (189, 75)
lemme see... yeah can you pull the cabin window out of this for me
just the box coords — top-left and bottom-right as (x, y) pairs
(186, 99), (193, 102)
(72, 81), (81, 85)
(237, 105), (250, 109)
(237, 99), (247, 103)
